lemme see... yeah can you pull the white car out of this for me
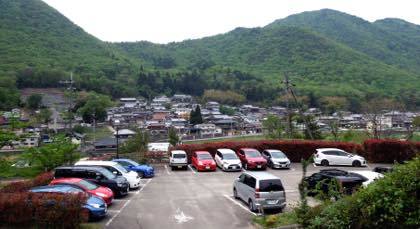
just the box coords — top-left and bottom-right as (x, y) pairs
(214, 148), (242, 171)
(313, 148), (367, 167)
(261, 149), (291, 169)
(169, 150), (188, 170)
(350, 171), (384, 187)
(75, 160), (141, 189)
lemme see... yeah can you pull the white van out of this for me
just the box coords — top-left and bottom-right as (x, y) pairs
(169, 150), (188, 170)
(75, 160), (141, 189)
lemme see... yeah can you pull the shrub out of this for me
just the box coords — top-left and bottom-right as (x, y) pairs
(362, 139), (419, 163)
(1, 171), (53, 193)
(308, 157), (420, 228)
(173, 140), (362, 163)
(0, 192), (87, 228)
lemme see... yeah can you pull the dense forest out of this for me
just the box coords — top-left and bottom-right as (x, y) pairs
(0, 1), (419, 111)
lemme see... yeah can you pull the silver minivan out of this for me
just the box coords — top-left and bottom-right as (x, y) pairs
(233, 172), (286, 212)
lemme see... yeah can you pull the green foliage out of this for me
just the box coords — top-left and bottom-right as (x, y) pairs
(219, 105), (235, 116)
(22, 136), (79, 171)
(168, 128), (180, 146)
(262, 115), (284, 139)
(304, 116), (323, 140)
(0, 129), (18, 148)
(254, 212), (298, 228)
(203, 89), (245, 105)
(36, 108), (52, 124)
(120, 130), (149, 163)
(26, 94), (43, 110)
(189, 105), (203, 125)
(309, 157), (420, 228)
(76, 92), (113, 123)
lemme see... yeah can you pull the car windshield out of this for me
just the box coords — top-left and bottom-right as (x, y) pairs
(245, 150), (260, 158)
(125, 159), (139, 166)
(77, 180), (98, 191)
(198, 154), (213, 160)
(271, 151), (286, 159)
(173, 153), (186, 158)
(114, 164), (128, 173)
(224, 154), (238, 160)
(259, 179), (284, 192)
(99, 168), (116, 179)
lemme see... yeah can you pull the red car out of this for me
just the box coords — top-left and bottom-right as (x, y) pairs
(236, 148), (267, 170)
(191, 151), (217, 172)
(50, 178), (114, 205)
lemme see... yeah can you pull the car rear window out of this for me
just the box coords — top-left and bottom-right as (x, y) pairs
(259, 179), (284, 192)
(173, 153), (186, 158)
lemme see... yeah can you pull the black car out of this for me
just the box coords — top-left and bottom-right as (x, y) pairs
(54, 166), (129, 197)
(304, 169), (368, 196)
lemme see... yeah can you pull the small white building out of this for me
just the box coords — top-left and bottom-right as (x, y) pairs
(194, 123), (222, 136)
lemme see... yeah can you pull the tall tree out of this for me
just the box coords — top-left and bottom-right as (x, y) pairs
(262, 115), (284, 139)
(120, 130), (149, 163)
(27, 94), (43, 110)
(189, 105), (203, 125)
(168, 127), (180, 146)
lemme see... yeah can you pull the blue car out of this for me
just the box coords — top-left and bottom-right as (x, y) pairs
(113, 158), (155, 178)
(30, 185), (107, 220)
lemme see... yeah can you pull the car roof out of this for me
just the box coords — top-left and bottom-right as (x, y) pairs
(317, 148), (345, 152)
(51, 178), (83, 183)
(171, 150), (186, 154)
(243, 171), (280, 180)
(217, 148), (236, 154)
(75, 160), (118, 166)
(30, 184), (83, 193)
(240, 148), (259, 152)
(264, 149), (284, 153)
(195, 151), (210, 154)
(56, 166), (108, 172)
(349, 171), (383, 180)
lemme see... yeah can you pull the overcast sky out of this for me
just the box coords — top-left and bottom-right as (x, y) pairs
(42, 0), (420, 44)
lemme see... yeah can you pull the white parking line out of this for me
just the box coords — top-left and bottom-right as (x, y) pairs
(164, 165), (171, 175)
(188, 165), (197, 174)
(223, 194), (257, 216)
(105, 179), (152, 227)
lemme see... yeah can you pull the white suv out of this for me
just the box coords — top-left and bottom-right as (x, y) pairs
(75, 160), (141, 189)
(313, 148), (367, 167)
(215, 148), (242, 171)
(169, 150), (188, 170)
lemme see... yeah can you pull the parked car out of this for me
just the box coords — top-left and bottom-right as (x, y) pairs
(313, 148), (367, 167)
(30, 184), (107, 220)
(50, 178), (114, 205)
(261, 149), (291, 169)
(169, 150), (188, 170)
(233, 171), (286, 212)
(214, 148), (242, 171)
(304, 169), (368, 195)
(113, 158), (155, 178)
(54, 166), (129, 197)
(75, 161), (141, 189)
(191, 151), (216, 172)
(236, 148), (267, 170)
(373, 166), (393, 174)
(349, 171), (384, 187)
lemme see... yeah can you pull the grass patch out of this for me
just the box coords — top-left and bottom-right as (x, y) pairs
(0, 166), (44, 179)
(84, 126), (113, 141)
(184, 135), (266, 144)
(253, 212), (298, 228)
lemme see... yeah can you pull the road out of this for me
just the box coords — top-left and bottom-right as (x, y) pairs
(97, 163), (388, 229)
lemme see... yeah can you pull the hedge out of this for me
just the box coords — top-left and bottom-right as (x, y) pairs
(0, 171), (54, 193)
(172, 139), (419, 163)
(0, 192), (88, 228)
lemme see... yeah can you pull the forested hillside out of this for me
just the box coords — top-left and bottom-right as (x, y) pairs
(1, 1), (419, 111)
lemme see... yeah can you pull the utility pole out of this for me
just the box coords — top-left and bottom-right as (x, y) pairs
(283, 74), (293, 139)
(283, 72), (314, 140)
(59, 72), (76, 135)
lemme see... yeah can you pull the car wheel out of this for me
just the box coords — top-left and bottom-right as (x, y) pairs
(233, 188), (238, 199)
(352, 160), (361, 167)
(321, 160), (329, 166)
(248, 200), (255, 212)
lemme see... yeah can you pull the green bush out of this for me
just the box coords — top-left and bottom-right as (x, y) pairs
(309, 157), (420, 228)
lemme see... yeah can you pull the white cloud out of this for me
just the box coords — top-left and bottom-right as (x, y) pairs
(42, 0), (420, 43)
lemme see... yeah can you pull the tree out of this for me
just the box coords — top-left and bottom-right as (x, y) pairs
(168, 127), (180, 146)
(26, 94), (43, 110)
(36, 108), (52, 124)
(328, 119), (340, 141)
(120, 130), (149, 163)
(304, 115), (323, 140)
(262, 115), (284, 139)
(362, 97), (395, 139)
(220, 105), (235, 116)
(0, 129), (18, 148)
(77, 92), (113, 123)
(23, 136), (79, 171)
(189, 105), (203, 125)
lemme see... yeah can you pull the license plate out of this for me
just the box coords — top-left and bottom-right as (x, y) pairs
(205, 166), (210, 169)
(178, 166), (182, 168)
(257, 165), (261, 168)
(267, 200), (278, 204)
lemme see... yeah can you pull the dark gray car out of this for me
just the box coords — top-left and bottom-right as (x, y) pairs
(233, 171), (286, 212)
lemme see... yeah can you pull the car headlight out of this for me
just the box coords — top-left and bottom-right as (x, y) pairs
(89, 203), (102, 209)
(96, 193), (107, 198)
(117, 182), (123, 187)
(198, 161), (203, 165)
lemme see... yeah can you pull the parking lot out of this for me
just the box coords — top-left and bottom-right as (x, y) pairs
(98, 163), (388, 229)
